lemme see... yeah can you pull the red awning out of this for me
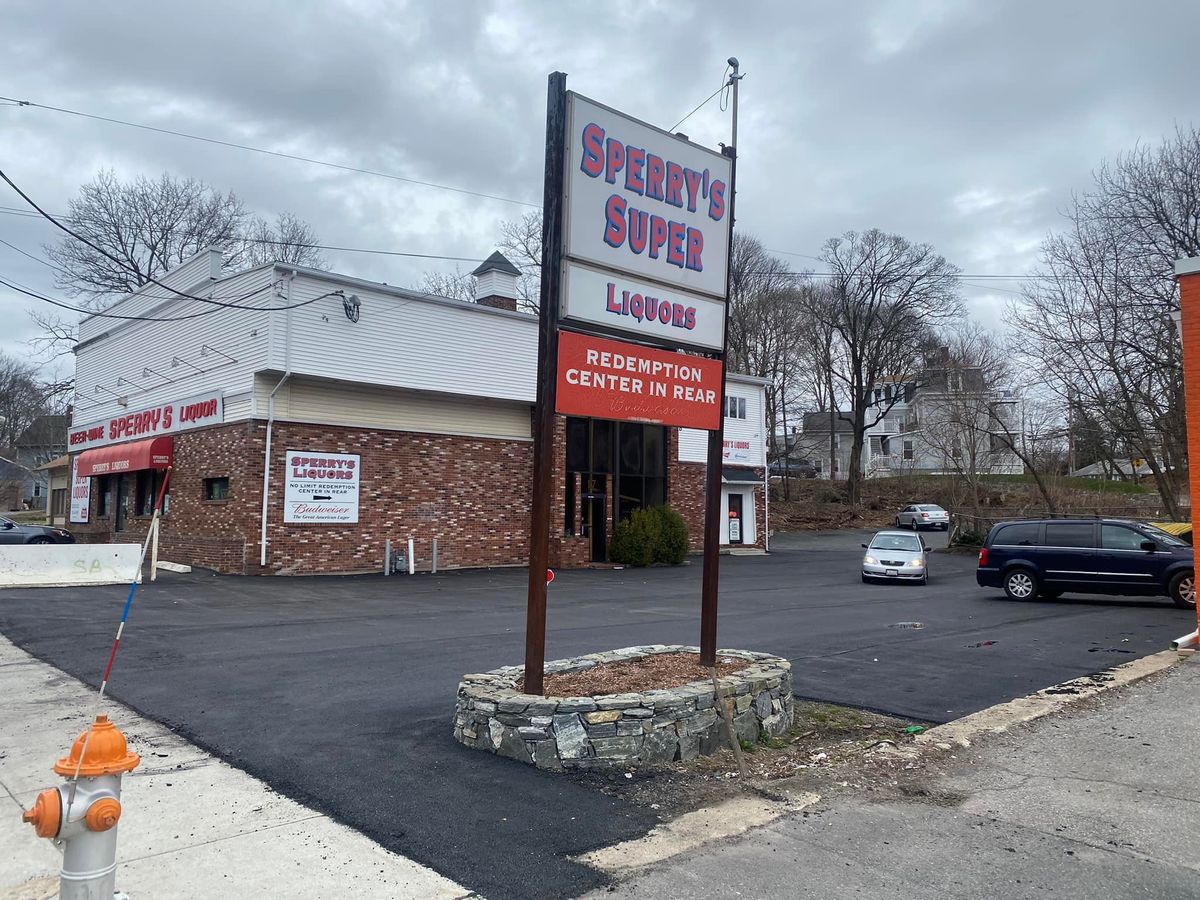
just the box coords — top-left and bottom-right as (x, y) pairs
(76, 436), (174, 477)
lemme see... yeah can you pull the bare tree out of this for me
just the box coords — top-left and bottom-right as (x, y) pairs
(419, 267), (477, 302)
(497, 211), (543, 311)
(30, 170), (327, 359)
(0, 353), (53, 450)
(725, 234), (811, 469)
(241, 212), (328, 269)
(820, 229), (962, 506)
(1006, 126), (1200, 517)
(46, 170), (326, 298)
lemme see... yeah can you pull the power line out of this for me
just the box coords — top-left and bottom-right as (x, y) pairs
(671, 83), (728, 134)
(0, 204), (487, 263)
(0, 272), (346, 323)
(0, 167), (349, 311)
(0, 94), (541, 209)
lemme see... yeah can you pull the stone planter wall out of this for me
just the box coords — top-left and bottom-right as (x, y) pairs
(452, 645), (794, 771)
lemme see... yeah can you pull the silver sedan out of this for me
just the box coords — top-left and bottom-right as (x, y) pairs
(862, 530), (930, 584)
(895, 504), (950, 531)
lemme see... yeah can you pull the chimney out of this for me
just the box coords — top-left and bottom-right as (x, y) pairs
(471, 251), (521, 311)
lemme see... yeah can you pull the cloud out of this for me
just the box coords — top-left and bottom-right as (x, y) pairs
(0, 0), (1197, 367)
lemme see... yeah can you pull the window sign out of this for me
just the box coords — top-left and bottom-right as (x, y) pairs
(70, 457), (90, 523)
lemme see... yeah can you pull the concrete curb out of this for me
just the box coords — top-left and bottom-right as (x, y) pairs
(577, 791), (820, 877)
(917, 649), (1182, 748)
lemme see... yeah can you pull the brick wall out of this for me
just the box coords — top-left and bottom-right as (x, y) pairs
(68, 415), (764, 574)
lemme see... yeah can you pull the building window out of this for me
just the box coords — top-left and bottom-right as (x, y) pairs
(51, 488), (67, 517)
(136, 470), (170, 516)
(564, 417), (668, 527)
(726, 396), (746, 420)
(903, 440), (914, 461)
(33, 481), (42, 498)
(874, 388), (883, 404)
(97, 475), (110, 517)
(204, 477), (230, 501)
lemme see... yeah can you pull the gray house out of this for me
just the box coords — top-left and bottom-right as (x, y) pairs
(794, 411), (855, 480)
(12, 415), (68, 510)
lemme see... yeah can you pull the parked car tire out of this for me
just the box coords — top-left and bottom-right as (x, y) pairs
(28, 537), (53, 545)
(1168, 570), (1196, 610)
(1003, 567), (1038, 601)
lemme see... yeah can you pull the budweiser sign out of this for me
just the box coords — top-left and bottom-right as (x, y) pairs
(69, 391), (224, 451)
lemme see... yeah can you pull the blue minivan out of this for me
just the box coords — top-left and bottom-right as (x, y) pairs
(976, 518), (1195, 609)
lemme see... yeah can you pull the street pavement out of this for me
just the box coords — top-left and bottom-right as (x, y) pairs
(0, 532), (1190, 898)
(591, 658), (1200, 900)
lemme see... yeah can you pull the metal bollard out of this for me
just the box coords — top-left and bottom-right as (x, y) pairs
(21, 714), (140, 899)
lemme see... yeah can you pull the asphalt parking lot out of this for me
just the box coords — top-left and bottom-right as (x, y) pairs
(0, 531), (1190, 899)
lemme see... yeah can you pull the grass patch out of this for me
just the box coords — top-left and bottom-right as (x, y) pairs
(982, 474), (1150, 494)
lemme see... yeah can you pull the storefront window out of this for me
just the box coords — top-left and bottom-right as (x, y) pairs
(136, 471), (169, 516)
(96, 475), (110, 517)
(564, 417), (667, 530)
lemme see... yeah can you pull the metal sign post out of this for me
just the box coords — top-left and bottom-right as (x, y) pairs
(523, 71), (568, 698)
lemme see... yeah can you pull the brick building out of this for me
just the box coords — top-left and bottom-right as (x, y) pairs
(67, 249), (767, 575)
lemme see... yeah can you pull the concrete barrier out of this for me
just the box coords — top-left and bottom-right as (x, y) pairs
(0, 544), (142, 588)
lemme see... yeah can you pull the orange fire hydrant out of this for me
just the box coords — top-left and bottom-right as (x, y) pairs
(21, 715), (140, 899)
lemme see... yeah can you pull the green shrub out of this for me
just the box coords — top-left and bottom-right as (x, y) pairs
(655, 506), (690, 564)
(610, 505), (690, 566)
(952, 528), (986, 547)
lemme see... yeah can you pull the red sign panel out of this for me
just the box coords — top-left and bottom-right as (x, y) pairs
(555, 330), (722, 430)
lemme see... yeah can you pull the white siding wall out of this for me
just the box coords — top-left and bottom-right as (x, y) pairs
(270, 273), (538, 403)
(77, 250), (231, 344)
(677, 378), (767, 466)
(72, 266), (276, 429)
(255, 374), (532, 440)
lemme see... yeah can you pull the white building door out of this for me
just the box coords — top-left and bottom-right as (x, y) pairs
(720, 487), (756, 545)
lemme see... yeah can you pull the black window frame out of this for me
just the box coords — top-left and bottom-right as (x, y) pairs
(204, 477), (231, 502)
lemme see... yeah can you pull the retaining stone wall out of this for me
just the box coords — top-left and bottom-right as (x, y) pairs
(453, 645), (794, 771)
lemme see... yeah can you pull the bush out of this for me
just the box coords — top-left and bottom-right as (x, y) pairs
(655, 506), (689, 565)
(610, 505), (690, 566)
(951, 528), (986, 547)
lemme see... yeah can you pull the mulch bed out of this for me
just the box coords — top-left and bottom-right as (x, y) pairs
(521, 652), (750, 697)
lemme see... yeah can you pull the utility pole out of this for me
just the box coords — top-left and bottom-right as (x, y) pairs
(700, 59), (741, 667)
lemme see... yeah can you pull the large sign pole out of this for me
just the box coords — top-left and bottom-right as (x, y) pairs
(524, 71), (568, 697)
(700, 60), (740, 668)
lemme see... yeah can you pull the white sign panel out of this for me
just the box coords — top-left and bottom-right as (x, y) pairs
(284, 451), (360, 523)
(69, 457), (90, 524)
(68, 391), (224, 452)
(562, 261), (726, 351)
(565, 93), (733, 301)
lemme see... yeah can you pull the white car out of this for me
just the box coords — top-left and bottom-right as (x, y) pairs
(862, 530), (930, 584)
(895, 504), (950, 531)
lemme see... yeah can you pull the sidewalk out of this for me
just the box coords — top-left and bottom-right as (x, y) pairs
(0, 635), (472, 900)
(591, 657), (1200, 899)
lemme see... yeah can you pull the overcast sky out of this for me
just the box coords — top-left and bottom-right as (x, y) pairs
(2, 0), (1198, 376)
